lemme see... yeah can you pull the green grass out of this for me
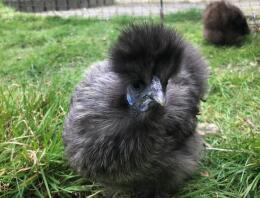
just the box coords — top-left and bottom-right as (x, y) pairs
(0, 4), (260, 198)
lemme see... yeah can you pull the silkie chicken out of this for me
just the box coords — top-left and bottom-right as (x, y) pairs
(63, 23), (208, 198)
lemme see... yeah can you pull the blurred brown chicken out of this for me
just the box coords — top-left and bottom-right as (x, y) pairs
(203, 0), (250, 45)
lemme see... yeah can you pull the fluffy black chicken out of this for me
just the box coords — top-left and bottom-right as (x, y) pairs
(203, 0), (250, 45)
(62, 23), (208, 197)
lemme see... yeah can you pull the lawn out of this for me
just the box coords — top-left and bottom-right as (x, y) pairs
(0, 4), (260, 198)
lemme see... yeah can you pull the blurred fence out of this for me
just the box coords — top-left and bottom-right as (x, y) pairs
(3, 0), (115, 12)
(2, 0), (260, 23)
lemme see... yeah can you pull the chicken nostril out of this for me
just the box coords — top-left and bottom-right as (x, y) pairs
(142, 95), (150, 100)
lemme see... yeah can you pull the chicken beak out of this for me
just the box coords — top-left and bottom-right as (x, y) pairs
(153, 89), (166, 106)
(149, 76), (166, 107)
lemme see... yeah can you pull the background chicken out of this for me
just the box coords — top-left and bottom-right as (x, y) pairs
(203, 0), (250, 45)
(63, 23), (208, 197)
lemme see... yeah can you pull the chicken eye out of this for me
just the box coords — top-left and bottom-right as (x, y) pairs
(132, 81), (144, 90)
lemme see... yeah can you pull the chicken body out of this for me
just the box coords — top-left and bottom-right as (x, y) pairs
(63, 24), (208, 197)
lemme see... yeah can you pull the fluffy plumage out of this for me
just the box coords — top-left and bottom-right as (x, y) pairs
(203, 0), (250, 45)
(62, 23), (208, 197)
